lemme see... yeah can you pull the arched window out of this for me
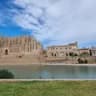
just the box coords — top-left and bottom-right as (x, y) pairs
(51, 53), (54, 56)
(54, 53), (56, 56)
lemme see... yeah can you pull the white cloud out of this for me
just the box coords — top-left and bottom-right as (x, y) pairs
(12, 0), (96, 47)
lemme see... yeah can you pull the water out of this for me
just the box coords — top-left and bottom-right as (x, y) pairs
(0, 64), (96, 79)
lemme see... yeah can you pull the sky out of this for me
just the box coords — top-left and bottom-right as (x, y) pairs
(0, 0), (96, 48)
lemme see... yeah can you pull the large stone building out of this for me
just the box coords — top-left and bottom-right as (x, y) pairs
(46, 42), (96, 63)
(47, 42), (79, 58)
(0, 36), (95, 64)
(46, 42), (92, 58)
(0, 36), (42, 56)
(90, 47), (96, 56)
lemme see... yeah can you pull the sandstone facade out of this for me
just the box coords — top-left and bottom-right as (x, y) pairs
(0, 36), (96, 64)
(90, 47), (96, 56)
(0, 36), (42, 56)
(47, 42), (79, 58)
(45, 42), (96, 63)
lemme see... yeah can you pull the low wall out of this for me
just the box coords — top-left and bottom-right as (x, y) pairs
(0, 54), (44, 65)
(0, 55), (96, 65)
(45, 56), (96, 64)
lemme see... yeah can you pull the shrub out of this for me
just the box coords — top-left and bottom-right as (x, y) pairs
(78, 58), (88, 64)
(69, 52), (78, 57)
(84, 59), (88, 64)
(80, 52), (90, 57)
(0, 69), (14, 79)
(78, 58), (83, 64)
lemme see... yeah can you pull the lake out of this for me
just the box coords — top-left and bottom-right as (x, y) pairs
(0, 64), (96, 79)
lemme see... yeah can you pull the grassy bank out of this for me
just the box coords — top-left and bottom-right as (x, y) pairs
(0, 81), (96, 96)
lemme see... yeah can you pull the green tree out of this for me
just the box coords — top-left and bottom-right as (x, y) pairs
(78, 58), (88, 64)
(80, 52), (90, 57)
(78, 58), (83, 64)
(0, 69), (14, 79)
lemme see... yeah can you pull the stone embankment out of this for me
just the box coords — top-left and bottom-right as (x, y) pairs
(0, 54), (96, 65)
(0, 54), (44, 65)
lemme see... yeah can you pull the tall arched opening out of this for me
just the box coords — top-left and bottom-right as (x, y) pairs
(5, 49), (8, 55)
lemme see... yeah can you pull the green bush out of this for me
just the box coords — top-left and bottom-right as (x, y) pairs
(84, 59), (88, 64)
(69, 52), (78, 57)
(78, 58), (88, 64)
(78, 58), (83, 63)
(0, 69), (14, 79)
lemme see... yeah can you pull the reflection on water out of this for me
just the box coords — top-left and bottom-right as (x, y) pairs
(0, 64), (96, 79)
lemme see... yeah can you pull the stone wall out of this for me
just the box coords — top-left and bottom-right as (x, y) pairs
(0, 36), (43, 56)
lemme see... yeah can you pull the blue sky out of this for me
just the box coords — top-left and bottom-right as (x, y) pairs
(0, 0), (96, 48)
